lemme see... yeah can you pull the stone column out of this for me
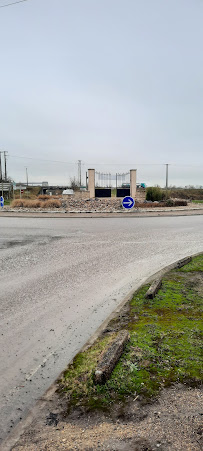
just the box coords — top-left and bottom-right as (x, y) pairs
(130, 169), (137, 198)
(88, 169), (95, 198)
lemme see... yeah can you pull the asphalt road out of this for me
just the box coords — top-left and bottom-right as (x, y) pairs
(0, 215), (203, 442)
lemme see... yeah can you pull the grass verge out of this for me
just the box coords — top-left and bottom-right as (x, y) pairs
(59, 255), (203, 411)
(192, 200), (203, 204)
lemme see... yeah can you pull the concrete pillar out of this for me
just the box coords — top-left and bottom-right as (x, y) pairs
(130, 169), (137, 198)
(88, 169), (95, 198)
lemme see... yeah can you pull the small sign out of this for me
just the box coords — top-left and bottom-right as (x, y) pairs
(122, 196), (135, 209)
(1, 196), (4, 208)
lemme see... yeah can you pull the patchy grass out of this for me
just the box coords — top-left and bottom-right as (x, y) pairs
(192, 199), (203, 204)
(2, 199), (11, 205)
(59, 255), (203, 411)
(59, 334), (116, 410)
(177, 254), (203, 272)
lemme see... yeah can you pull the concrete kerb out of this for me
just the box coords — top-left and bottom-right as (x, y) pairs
(94, 330), (130, 385)
(0, 213), (202, 223)
(145, 278), (162, 299)
(1, 251), (202, 451)
(0, 208), (203, 219)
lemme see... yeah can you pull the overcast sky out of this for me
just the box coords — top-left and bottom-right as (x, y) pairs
(0, 0), (203, 186)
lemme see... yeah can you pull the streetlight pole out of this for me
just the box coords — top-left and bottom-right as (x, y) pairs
(78, 160), (82, 187)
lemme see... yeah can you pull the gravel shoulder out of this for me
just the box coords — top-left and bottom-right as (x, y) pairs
(10, 386), (203, 451)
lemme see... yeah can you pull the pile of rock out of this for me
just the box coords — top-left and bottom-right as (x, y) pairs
(62, 198), (123, 212)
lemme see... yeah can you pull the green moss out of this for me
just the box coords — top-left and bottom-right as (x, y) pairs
(178, 255), (203, 272)
(59, 255), (203, 410)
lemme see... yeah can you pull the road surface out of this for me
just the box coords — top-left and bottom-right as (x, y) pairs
(0, 215), (203, 442)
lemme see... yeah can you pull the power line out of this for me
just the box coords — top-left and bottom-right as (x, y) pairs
(9, 154), (77, 164)
(85, 163), (203, 167)
(0, 0), (30, 9)
(7, 155), (203, 167)
(8, 156), (169, 166)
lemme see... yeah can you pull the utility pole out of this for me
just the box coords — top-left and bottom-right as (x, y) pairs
(86, 171), (88, 190)
(25, 167), (28, 186)
(165, 164), (169, 198)
(0, 152), (3, 196)
(0, 152), (2, 181)
(4, 151), (8, 181)
(78, 160), (82, 187)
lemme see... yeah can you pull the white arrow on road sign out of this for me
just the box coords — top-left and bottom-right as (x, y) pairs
(123, 199), (133, 207)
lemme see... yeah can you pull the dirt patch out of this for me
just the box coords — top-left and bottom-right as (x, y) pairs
(12, 386), (203, 450)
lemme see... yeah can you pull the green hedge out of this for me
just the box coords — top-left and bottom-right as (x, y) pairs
(146, 187), (165, 202)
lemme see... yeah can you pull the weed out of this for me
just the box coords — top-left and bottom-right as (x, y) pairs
(42, 199), (61, 208)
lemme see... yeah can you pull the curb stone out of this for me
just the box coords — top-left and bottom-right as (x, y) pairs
(94, 330), (130, 384)
(145, 278), (162, 299)
(176, 256), (192, 268)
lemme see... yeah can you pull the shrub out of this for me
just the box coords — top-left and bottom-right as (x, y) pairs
(164, 199), (187, 207)
(11, 199), (25, 208)
(38, 195), (51, 200)
(165, 199), (174, 207)
(11, 198), (62, 209)
(134, 199), (187, 208)
(42, 199), (61, 208)
(146, 187), (165, 202)
(11, 199), (42, 208)
(173, 200), (187, 207)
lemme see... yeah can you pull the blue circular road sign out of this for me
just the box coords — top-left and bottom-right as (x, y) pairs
(122, 196), (135, 209)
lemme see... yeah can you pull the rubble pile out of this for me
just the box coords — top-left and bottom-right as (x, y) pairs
(62, 198), (123, 212)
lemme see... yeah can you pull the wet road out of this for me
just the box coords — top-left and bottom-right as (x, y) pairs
(0, 215), (203, 441)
